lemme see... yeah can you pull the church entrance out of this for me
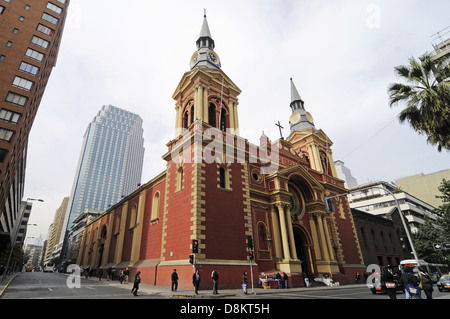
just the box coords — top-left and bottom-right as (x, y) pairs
(294, 227), (312, 276)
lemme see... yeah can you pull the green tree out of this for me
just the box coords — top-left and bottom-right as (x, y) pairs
(412, 217), (446, 263)
(435, 179), (450, 239)
(388, 53), (450, 152)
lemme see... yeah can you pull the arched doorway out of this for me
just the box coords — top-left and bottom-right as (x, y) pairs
(294, 227), (312, 276)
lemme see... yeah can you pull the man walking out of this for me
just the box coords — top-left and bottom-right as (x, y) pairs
(171, 269), (179, 292)
(211, 268), (219, 295)
(193, 269), (200, 295)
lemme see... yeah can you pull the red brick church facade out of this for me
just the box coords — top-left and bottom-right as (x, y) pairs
(77, 15), (366, 289)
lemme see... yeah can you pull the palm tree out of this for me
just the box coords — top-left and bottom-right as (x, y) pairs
(388, 53), (450, 151)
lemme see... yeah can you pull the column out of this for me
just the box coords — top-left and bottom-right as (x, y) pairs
(277, 203), (291, 260)
(309, 214), (323, 260)
(114, 202), (128, 266)
(101, 215), (114, 266)
(316, 213), (330, 261)
(194, 87), (200, 120)
(322, 216), (335, 261)
(285, 206), (298, 260)
(270, 205), (283, 260)
(130, 190), (147, 265)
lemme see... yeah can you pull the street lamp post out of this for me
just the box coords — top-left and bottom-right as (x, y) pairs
(325, 185), (419, 263)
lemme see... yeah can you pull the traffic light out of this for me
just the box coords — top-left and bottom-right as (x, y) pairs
(247, 235), (253, 250)
(192, 239), (199, 254)
(325, 197), (335, 214)
(249, 250), (254, 261)
(189, 254), (194, 264)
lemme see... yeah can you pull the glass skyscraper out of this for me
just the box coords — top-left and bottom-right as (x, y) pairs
(59, 105), (144, 260)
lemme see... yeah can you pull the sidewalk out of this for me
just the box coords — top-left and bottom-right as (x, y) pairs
(0, 272), (19, 298)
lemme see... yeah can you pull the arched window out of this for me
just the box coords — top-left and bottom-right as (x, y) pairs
(114, 213), (121, 235)
(129, 204), (138, 229)
(176, 167), (184, 192)
(183, 112), (189, 129)
(151, 192), (160, 221)
(208, 103), (216, 127)
(219, 109), (227, 131)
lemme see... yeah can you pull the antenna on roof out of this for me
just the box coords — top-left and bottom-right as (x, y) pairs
(204, 8), (207, 18)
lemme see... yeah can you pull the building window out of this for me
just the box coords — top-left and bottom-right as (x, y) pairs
(0, 148), (8, 163)
(25, 48), (45, 61)
(5, 92), (28, 106)
(41, 12), (59, 25)
(129, 204), (138, 229)
(19, 61), (39, 75)
(0, 128), (15, 142)
(208, 103), (216, 127)
(0, 55), (5, 62)
(31, 35), (49, 49)
(176, 167), (183, 192)
(0, 109), (21, 124)
(151, 192), (160, 221)
(37, 23), (54, 37)
(218, 165), (231, 190)
(46, 2), (63, 14)
(0, 5), (5, 14)
(12, 76), (34, 91)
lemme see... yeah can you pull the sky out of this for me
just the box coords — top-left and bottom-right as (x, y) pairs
(23, 0), (450, 245)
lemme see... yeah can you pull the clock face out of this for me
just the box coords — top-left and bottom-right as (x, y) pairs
(190, 52), (199, 68)
(207, 50), (220, 65)
(290, 112), (301, 125)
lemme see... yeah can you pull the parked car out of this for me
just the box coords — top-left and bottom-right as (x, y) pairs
(437, 275), (450, 292)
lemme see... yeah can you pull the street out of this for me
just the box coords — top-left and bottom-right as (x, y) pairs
(2, 271), (450, 300)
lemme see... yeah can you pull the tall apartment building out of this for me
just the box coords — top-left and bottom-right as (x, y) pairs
(431, 26), (450, 82)
(0, 0), (70, 250)
(43, 196), (68, 263)
(59, 105), (145, 263)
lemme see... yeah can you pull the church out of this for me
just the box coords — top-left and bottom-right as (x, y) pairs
(77, 14), (366, 289)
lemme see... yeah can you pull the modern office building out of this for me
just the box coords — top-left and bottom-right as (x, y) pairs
(58, 105), (145, 263)
(348, 181), (438, 234)
(0, 0), (70, 251)
(334, 160), (358, 188)
(396, 169), (450, 208)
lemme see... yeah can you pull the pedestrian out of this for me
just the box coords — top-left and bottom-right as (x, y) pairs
(171, 269), (179, 292)
(283, 272), (289, 289)
(131, 271), (141, 296)
(381, 267), (397, 299)
(124, 267), (129, 284)
(193, 269), (200, 295)
(119, 269), (124, 284)
(211, 268), (219, 295)
(418, 266), (433, 299)
(355, 272), (361, 284)
(107, 267), (112, 281)
(242, 271), (248, 294)
(400, 267), (421, 299)
(98, 268), (103, 282)
(276, 273), (282, 289)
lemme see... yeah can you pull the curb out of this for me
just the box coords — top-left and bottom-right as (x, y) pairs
(0, 273), (19, 299)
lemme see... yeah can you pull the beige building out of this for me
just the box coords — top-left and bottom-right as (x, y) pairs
(395, 169), (450, 208)
(44, 197), (69, 263)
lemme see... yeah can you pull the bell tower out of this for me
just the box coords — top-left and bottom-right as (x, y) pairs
(173, 13), (241, 137)
(287, 79), (338, 177)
